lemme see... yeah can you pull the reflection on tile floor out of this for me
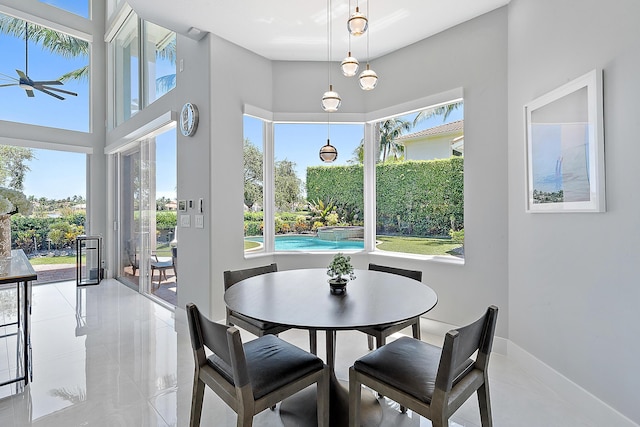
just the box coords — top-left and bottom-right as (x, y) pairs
(0, 279), (597, 426)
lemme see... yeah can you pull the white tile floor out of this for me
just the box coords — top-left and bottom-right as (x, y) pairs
(0, 279), (597, 426)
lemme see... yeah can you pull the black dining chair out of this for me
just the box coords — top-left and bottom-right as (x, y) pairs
(223, 263), (318, 354)
(186, 303), (329, 427)
(349, 305), (498, 427)
(360, 263), (423, 350)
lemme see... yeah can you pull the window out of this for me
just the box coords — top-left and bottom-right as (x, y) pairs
(243, 115), (265, 253)
(1, 145), (87, 284)
(0, 14), (90, 131)
(374, 100), (465, 258)
(243, 119), (364, 254)
(113, 12), (139, 126)
(111, 14), (176, 126)
(242, 100), (463, 260)
(143, 22), (176, 105)
(39, 1), (90, 18)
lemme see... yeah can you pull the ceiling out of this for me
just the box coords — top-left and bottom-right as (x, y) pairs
(127, 0), (510, 61)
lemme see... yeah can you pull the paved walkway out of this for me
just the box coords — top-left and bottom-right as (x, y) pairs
(31, 264), (75, 285)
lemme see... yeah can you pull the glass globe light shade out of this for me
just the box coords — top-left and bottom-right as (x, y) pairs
(347, 7), (368, 36)
(359, 65), (378, 91)
(340, 53), (359, 77)
(319, 140), (338, 162)
(321, 85), (342, 112)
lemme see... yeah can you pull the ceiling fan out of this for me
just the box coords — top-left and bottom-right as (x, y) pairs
(0, 21), (77, 100)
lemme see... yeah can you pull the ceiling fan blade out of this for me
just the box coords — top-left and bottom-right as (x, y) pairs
(38, 85), (77, 96)
(0, 72), (18, 82)
(33, 86), (64, 100)
(32, 80), (63, 86)
(16, 70), (28, 80)
(26, 89), (35, 98)
(0, 83), (19, 88)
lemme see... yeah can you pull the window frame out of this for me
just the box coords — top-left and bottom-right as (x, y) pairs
(244, 87), (465, 262)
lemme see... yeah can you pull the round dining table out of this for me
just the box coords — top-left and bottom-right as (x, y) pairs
(224, 268), (438, 427)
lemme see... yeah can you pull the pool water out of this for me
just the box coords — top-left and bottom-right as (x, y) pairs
(246, 235), (364, 251)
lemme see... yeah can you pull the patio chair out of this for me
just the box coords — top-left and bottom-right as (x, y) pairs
(349, 305), (498, 427)
(360, 263), (423, 350)
(224, 263), (318, 355)
(186, 303), (329, 427)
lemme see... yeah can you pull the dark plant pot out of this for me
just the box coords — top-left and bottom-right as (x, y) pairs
(329, 278), (348, 295)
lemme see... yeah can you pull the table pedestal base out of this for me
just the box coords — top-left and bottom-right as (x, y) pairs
(280, 376), (382, 427)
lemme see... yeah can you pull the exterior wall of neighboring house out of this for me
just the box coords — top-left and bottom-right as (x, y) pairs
(398, 120), (464, 160)
(404, 135), (456, 160)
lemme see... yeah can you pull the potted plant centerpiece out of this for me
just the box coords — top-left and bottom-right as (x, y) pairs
(327, 252), (356, 295)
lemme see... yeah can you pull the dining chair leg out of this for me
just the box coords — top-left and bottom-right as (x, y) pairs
(189, 376), (205, 427)
(412, 320), (421, 340)
(477, 381), (493, 427)
(309, 329), (317, 355)
(349, 367), (361, 427)
(317, 367), (330, 427)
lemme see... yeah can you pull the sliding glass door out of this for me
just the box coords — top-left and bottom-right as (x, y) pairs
(117, 127), (177, 305)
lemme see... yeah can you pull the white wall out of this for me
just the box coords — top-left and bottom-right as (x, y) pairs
(507, 0), (640, 423)
(207, 34), (274, 320)
(405, 138), (453, 161)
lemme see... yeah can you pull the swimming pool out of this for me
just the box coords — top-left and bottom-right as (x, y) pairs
(245, 235), (364, 251)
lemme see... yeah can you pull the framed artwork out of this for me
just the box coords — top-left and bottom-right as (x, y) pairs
(524, 69), (605, 213)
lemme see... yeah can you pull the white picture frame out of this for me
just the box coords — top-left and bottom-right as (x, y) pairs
(524, 69), (605, 213)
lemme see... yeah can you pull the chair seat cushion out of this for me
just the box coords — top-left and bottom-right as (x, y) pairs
(229, 310), (283, 331)
(208, 335), (324, 400)
(354, 337), (474, 403)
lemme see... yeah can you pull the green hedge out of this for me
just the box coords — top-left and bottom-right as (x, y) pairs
(306, 158), (463, 237)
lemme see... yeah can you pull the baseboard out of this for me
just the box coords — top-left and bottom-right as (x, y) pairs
(508, 341), (639, 427)
(422, 318), (637, 426)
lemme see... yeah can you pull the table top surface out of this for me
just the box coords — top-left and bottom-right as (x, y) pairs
(0, 250), (37, 285)
(224, 268), (438, 330)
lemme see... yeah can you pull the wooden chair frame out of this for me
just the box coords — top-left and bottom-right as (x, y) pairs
(187, 303), (329, 427)
(350, 305), (498, 427)
(361, 263), (423, 350)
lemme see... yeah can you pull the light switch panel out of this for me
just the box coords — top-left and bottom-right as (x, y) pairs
(195, 214), (204, 228)
(180, 214), (191, 227)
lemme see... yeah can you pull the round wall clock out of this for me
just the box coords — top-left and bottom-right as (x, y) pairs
(180, 102), (199, 136)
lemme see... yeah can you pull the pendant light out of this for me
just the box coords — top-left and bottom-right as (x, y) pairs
(319, 116), (338, 162)
(321, 0), (341, 112)
(341, 0), (359, 77)
(347, 0), (368, 36)
(358, 0), (378, 90)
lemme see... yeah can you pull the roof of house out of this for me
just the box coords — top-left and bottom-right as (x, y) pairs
(395, 120), (464, 141)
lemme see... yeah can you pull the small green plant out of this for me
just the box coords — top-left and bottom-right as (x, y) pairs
(327, 252), (356, 282)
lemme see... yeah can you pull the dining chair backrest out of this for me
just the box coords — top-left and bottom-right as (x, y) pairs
(223, 263), (278, 291)
(436, 305), (498, 393)
(368, 263), (422, 282)
(187, 303), (254, 404)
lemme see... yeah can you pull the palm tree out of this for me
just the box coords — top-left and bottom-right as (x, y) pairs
(0, 15), (89, 82)
(377, 118), (412, 162)
(412, 101), (463, 127)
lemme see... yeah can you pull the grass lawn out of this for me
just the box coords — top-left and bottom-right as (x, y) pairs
(29, 255), (76, 265)
(244, 240), (261, 251)
(376, 235), (462, 256)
